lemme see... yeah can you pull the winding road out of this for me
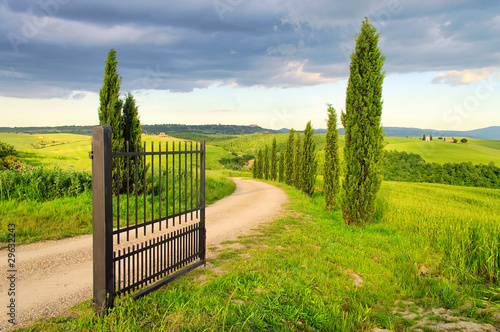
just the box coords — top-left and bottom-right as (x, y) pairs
(0, 177), (287, 330)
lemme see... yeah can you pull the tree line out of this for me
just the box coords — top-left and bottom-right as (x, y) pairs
(381, 150), (500, 189)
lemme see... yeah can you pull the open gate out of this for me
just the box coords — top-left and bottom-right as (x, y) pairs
(91, 126), (206, 314)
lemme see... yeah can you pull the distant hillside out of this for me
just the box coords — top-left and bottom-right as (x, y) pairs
(1, 125), (498, 140)
(0, 124), (279, 136)
(304, 126), (499, 140)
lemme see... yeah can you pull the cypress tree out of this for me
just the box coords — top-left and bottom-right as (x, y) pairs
(121, 92), (145, 192)
(301, 121), (317, 197)
(263, 145), (270, 180)
(293, 133), (302, 190)
(252, 158), (258, 178)
(257, 149), (264, 179)
(98, 48), (123, 193)
(278, 151), (285, 182)
(285, 129), (295, 185)
(341, 18), (385, 225)
(98, 48), (123, 150)
(324, 104), (340, 210)
(270, 138), (277, 181)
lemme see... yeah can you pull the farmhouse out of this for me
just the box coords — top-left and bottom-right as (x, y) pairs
(425, 135), (431, 141)
(444, 138), (454, 143)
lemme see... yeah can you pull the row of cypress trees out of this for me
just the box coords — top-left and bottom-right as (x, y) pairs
(252, 121), (318, 197)
(253, 18), (384, 226)
(98, 48), (145, 193)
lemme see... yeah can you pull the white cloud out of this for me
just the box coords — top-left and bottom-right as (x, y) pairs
(431, 68), (495, 86)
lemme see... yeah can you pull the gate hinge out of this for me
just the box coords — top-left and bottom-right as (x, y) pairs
(89, 151), (93, 159)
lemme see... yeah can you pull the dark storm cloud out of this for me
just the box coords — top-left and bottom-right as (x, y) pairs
(0, 0), (499, 98)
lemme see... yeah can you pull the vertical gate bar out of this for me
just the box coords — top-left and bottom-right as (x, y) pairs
(166, 142), (169, 229)
(158, 142), (162, 231)
(127, 247), (131, 291)
(156, 237), (160, 280)
(135, 142), (139, 239)
(140, 243), (144, 288)
(131, 245), (135, 290)
(113, 252), (116, 290)
(149, 239), (152, 283)
(195, 142), (199, 219)
(153, 238), (157, 281)
(200, 139), (206, 261)
(116, 141), (120, 245)
(163, 234), (168, 275)
(151, 142), (154, 233)
(190, 141), (193, 220)
(178, 142), (181, 223)
(184, 141), (187, 223)
(126, 141), (130, 242)
(143, 141), (147, 236)
(172, 142), (175, 227)
(92, 126), (115, 314)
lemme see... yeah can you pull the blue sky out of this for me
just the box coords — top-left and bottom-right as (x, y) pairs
(0, 0), (499, 130)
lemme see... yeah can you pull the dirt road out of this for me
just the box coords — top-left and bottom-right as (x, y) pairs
(0, 178), (287, 330)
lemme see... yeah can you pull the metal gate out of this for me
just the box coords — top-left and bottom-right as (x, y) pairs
(91, 126), (206, 314)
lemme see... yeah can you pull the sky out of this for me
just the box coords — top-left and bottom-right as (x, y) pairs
(0, 0), (499, 131)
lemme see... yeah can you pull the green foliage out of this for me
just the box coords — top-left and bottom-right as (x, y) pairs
(293, 133), (302, 190)
(300, 121), (317, 197)
(120, 93), (145, 193)
(0, 140), (21, 170)
(381, 150), (500, 188)
(257, 149), (263, 179)
(270, 138), (277, 181)
(0, 163), (92, 202)
(341, 18), (385, 225)
(278, 151), (285, 183)
(219, 154), (253, 171)
(98, 48), (123, 148)
(324, 105), (340, 210)
(252, 158), (257, 178)
(285, 130), (295, 185)
(461, 138), (468, 143)
(0, 141), (18, 158)
(263, 145), (270, 180)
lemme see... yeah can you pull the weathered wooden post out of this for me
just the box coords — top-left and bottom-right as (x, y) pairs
(91, 125), (114, 314)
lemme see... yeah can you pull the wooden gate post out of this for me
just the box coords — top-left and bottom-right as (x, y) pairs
(92, 126), (115, 314)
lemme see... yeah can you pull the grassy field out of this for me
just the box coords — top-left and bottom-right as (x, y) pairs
(384, 137), (500, 165)
(19, 180), (500, 331)
(0, 133), (233, 172)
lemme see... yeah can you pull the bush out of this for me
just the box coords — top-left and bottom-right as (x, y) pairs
(0, 164), (92, 202)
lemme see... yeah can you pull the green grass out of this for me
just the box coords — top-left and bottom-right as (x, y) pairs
(19, 180), (500, 331)
(384, 137), (500, 165)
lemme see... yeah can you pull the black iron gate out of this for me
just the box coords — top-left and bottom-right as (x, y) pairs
(91, 126), (206, 314)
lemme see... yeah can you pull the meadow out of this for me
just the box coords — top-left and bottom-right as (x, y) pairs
(2, 131), (500, 330)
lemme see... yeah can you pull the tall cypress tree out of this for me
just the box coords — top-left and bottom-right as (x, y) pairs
(263, 145), (270, 180)
(257, 149), (264, 179)
(341, 18), (385, 225)
(121, 92), (145, 192)
(98, 48), (123, 193)
(270, 138), (277, 181)
(324, 104), (340, 210)
(301, 121), (317, 197)
(98, 48), (122, 150)
(278, 151), (285, 182)
(293, 133), (302, 190)
(285, 129), (295, 185)
(252, 158), (258, 178)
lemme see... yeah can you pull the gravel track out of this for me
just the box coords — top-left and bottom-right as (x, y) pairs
(0, 177), (287, 330)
